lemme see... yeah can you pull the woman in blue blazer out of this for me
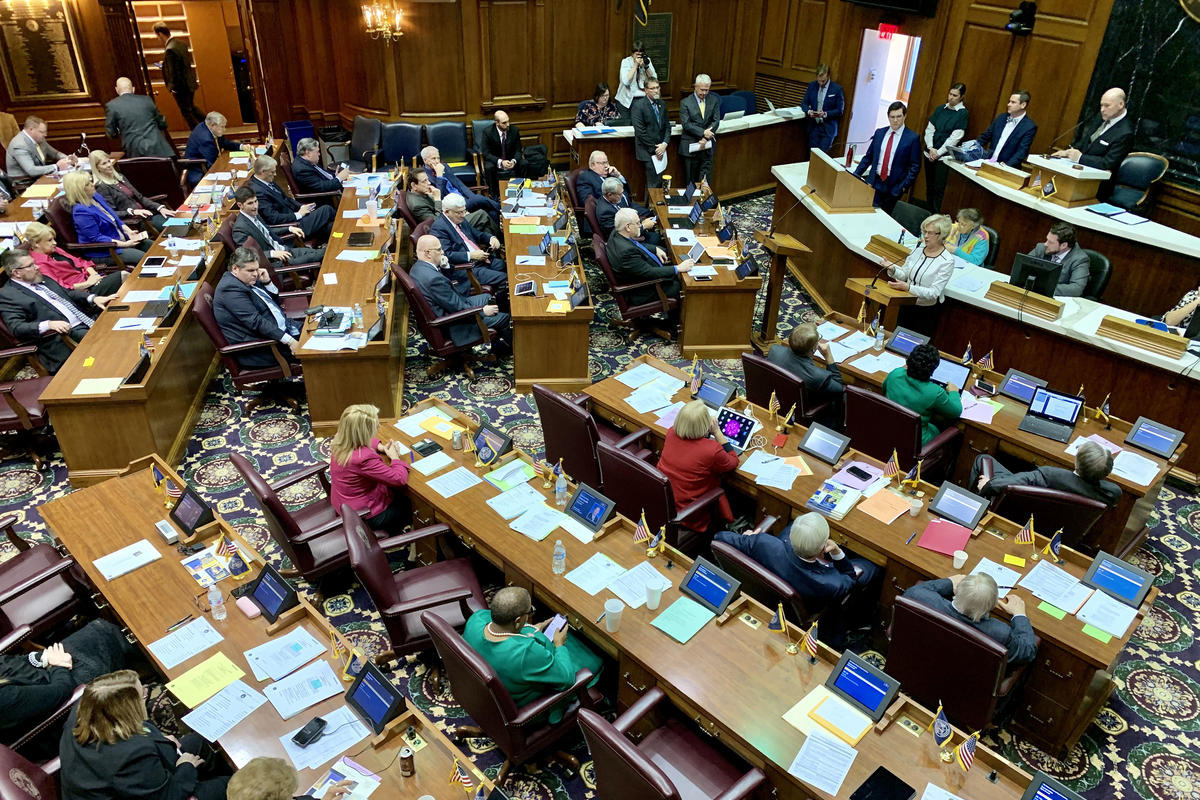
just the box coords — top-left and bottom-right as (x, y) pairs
(63, 171), (151, 266)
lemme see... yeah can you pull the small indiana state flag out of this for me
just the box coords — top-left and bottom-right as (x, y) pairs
(901, 459), (921, 486)
(634, 0), (652, 26)
(1016, 515), (1034, 545)
(553, 459), (564, 478)
(868, 310), (880, 336)
(800, 621), (819, 656)
(961, 342), (972, 364)
(632, 511), (650, 544)
(956, 730), (979, 771)
(449, 758), (474, 789)
(930, 701), (952, 746)
(1044, 528), (1063, 559)
(647, 527), (666, 555)
(151, 465), (165, 487)
(691, 363), (703, 395)
(976, 349), (994, 369)
(882, 449), (900, 479)
(1095, 393), (1111, 422)
(767, 602), (786, 634)
(768, 390), (781, 415)
(857, 301), (866, 324)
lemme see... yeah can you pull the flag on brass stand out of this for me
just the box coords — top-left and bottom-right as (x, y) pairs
(1044, 529), (1063, 561)
(768, 390), (781, 416)
(449, 759), (474, 790)
(634, 0), (652, 26)
(901, 459), (922, 488)
(215, 534), (237, 558)
(976, 350), (994, 370)
(882, 449), (900, 479)
(955, 731), (979, 771)
(689, 353), (699, 377)
(553, 459), (564, 479)
(767, 603), (786, 634)
(868, 310), (881, 336)
(1077, 384), (1085, 403)
(632, 510), (650, 544)
(151, 464), (165, 488)
(930, 702), (952, 746)
(857, 301), (866, 325)
(646, 526), (666, 557)
(163, 479), (183, 501)
(1095, 393), (1111, 424)
(1016, 515), (1034, 545)
(799, 621), (819, 658)
(691, 361), (703, 395)
(961, 342), (972, 364)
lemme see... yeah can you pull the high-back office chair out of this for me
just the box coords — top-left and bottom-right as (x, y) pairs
(711, 530), (830, 630)
(0, 369), (54, 469)
(0, 515), (89, 642)
(283, 120), (317, 157)
(44, 198), (126, 269)
(426, 121), (478, 187)
(531, 383), (651, 489)
(279, 159), (340, 207)
(887, 595), (1034, 732)
(583, 195), (603, 238)
(409, 217), (434, 252)
(381, 121), (421, 169)
(974, 455), (1109, 549)
(114, 156), (181, 208)
(980, 225), (999, 268)
(578, 688), (766, 800)
(741, 352), (835, 427)
(345, 115), (383, 172)
(718, 94), (746, 119)
(0, 318), (58, 377)
(1, 623), (85, 754)
(393, 264), (500, 379)
(844, 386), (961, 483)
(564, 169), (587, 233)
(1109, 152), (1169, 211)
(422, 610), (598, 784)
(1082, 249), (1112, 301)
(0, 744), (60, 800)
(592, 231), (679, 338)
(889, 201), (927, 237)
(731, 89), (758, 114)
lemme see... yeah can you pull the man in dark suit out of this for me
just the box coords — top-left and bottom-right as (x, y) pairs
(1052, 87), (1133, 201)
(800, 64), (844, 153)
(292, 137), (349, 195)
(420, 145), (500, 234)
(479, 110), (523, 199)
(230, 186), (325, 267)
(212, 247), (301, 369)
(411, 234), (510, 356)
(0, 250), (115, 374)
(105, 78), (175, 159)
(714, 513), (879, 647)
(0, 170), (13, 215)
(575, 150), (628, 217)
(250, 155), (334, 245)
(969, 439), (1121, 507)
(154, 21), (203, 128)
(595, 176), (661, 245)
(630, 78), (670, 196)
(605, 207), (693, 333)
(678, 74), (720, 186)
(430, 194), (509, 296)
(854, 101), (922, 213)
(976, 90), (1037, 168)
(183, 111), (239, 187)
(903, 574), (1037, 665)
(1027, 222), (1092, 297)
(766, 322), (845, 430)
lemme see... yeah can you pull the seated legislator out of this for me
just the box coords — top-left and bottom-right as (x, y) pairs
(596, 176), (661, 245)
(0, 249), (115, 374)
(250, 155), (334, 245)
(63, 171), (152, 267)
(231, 186), (325, 266)
(228, 757), (351, 800)
(463, 586), (603, 722)
(882, 343), (962, 446)
(212, 246), (301, 368)
(575, 82), (621, 129)
(23, 221), (126, 296)
(853, 101), (922, 214)
(420, 145), (500, 233)
(90, 150), (171, 234)
(479, 110), (523, 199)
(431, 194), (509, 293)
(401, 167), (493, 233)
(330, 403), (412, 534)
(1051, 87), (1133, 192)
(291, 137), (349, 194)
(59, 669), (230, 800)
(767, 322), (845, 430)
(885, 213), (955, 335)
(969, 439), (1121, 507)
(714, 513), (879, 647)
(183, 111), (240, 187)
(1162, 282), (1200, 330)
(944, 208), (989, 266)
(1027, 222), (1091, 298)
(902, 573), (1037, 665)
(975, 90), (1037, 168)
(658, 400), (741, 537)
(6, 116), (74, 191)
(576, 149), (627, 208)
(411, 234), (511, 357)
(605, 207), (694, 333)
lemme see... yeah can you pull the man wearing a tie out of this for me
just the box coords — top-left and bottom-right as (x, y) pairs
(212, 247), (302, 369)
(975, 90), (1037, 168)
(854, 101), (923, 214)
(292, 138), (350, 195)
(230, 187), (326, 267)
(595, 176), (661, 245)
(678, 74), (721, 187)
(631, 79), (671, 197)
(0, 250), (115, 374)
(1052, 87), (1133, 201)
(479, 110), (523, 200)
(5, 117), (75, 192)
(251, 156), (335, 245)
(430, 194), (509, 297)
(605, 207), (695, 338)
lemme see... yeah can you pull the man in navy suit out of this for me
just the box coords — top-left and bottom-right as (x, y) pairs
(902, 574), (1037, 665)
(411, 234), (510, 356)
(430, 194), (509, 296)
(714, 513), (879, 647)
(291, 137), (349, 195)
(854, 101), (922, 213)
(211, 247), (301, 369)
(800, 64), (843, 153)
(575, 149), (627, 209)
(420, 145), (500, 236)
(183, 111), (240, 188)
(976, 90), (1037, 168)
(595, 176), (661, 245)
(250, 155), (334, 245)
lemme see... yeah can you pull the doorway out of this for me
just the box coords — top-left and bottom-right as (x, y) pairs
(846, 28), (921, 152)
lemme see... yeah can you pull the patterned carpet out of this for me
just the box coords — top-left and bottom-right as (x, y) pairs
(2, 190), (1196, 800)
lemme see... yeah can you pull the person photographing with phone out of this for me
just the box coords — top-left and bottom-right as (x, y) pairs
(616, 41), (658, 111)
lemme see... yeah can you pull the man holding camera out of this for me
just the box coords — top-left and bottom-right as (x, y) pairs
(616, 41), (658, 111)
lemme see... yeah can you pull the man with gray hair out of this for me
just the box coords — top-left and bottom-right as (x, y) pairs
(5, 117), (73, 191)
(714, 512), (879, 647)
(595, 175), (660, 244)
(410, 234), (511, 358)
(606, 206), (691, 338)
(969, 439), (1120, 507)
(292, 138), (349, 194)
(184, 111), (239, 187)
(420, 145), (500, 230)
(105, 77), (174, 158)
(431, 193), (509, 297)
(679, 73), (720, 185)
(902, 573), (1036, 664)
(251, 154), (334, 244)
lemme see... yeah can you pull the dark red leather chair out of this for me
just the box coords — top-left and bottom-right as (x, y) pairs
(393, 262), (500, 379)
(596, 441), (725, 554)
(844, 385), (961, 484)
(711, 525), (834, 630)
(217, 212), (321, 288)
(279, 159), (341, 208)
(564, 168), (587, 233)
(579, 687), (765, 800)
(583, 195), (603, 238)
(0, 743), (60, 800)
(409, 217), (434, 252)
(887, 594), (1035, 732)
(0, 516), (89, 642)
(116, 156), (189, 209)
(531, 384), (651, 489)
(391, 179), (421, 233)
(0, 368), (53, 469)
(592, 231), (678, 338)
(741, 351), (835, 428)
(978, 456), (1108, 551)
(44, 197), (125, 269)
(421, 610), (597, 784)
(0, 319), (57, 377)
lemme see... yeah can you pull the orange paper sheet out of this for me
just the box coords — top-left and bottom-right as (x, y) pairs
(507, 215), (539, 224)
(858, 489), (911, 525)
(783, 455), (813, 477)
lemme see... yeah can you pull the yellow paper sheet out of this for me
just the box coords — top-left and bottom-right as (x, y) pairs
(1003, 554), (1027, 567)
(22, 183), (57, 198)
(808, 695), (872, 746)
(419, 416), (466, 441)
(705, 246), (737, 260)
(166, 652), (244, 708)
(546, 300), (570, 314)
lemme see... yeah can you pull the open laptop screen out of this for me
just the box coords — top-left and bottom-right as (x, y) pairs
(1028, 387), (1083, 424)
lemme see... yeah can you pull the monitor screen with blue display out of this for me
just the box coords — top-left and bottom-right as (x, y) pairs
(1028, 387), (1083, 424)
(999, 368), (1047, 404)
(345, 661), (405, 734)
(1020, 772), (1085, 800)
(696, 378), (735, 409)
(679, 556), (740, 614)
(1082, 552), (1153, 607)
(566, 484), (615, 531)
(249, 563), (299, 622)
(885, 327), (929, 356)
(1124, 416), (1183, 459)
(824, 652), (900, 721)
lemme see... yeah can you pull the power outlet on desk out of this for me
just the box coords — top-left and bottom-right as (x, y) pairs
(737, 612), (762, 630)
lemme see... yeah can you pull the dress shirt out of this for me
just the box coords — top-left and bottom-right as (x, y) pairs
(451, 220), (480, 251)
(990, 114), (1025, 162)
(631, 237), (672, 272)
(1089, 111), (1127, 144)
(817, 84), (828, 113)
(247, 213), (285, 250)
(12, 278), (93, 332)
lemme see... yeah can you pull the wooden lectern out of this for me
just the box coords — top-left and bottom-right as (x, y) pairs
(752, 229), (810, 351)
(804, 148), (876, 214)
(845, 277), (915, 332)
(1021, 155), (1110, 209)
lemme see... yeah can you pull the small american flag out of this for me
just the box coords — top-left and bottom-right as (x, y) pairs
(976, 350), (994, 369)
(215, 535), (237, 558)
(882, 449), (900, 479)
(955, 731), (979, 771)
(800, 622), (819, 657)
(1016, 515), (1034, 544)
(449, 759), (474, 789)
(632, 511), (650, 543)
(961, 342), (972, 364)
(768, 391), (781, 415)
(164, 480), (183, 499)
(690, 363), (703, 395)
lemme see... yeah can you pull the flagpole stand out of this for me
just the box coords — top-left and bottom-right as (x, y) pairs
(773, 411), (782, 432)
(939, 748), (954, 763)
(1029, 551), (1040, 561)
(542, 468), (553, 490)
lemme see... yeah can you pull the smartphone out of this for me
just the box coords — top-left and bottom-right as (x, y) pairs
(692, 274), (714, 281)
(847, 465), (872, 481)
(974, 379), (997, 395)
(543, 614), (568, 640)
(142, 256), (167, 269)
(292, 716), (326, 747)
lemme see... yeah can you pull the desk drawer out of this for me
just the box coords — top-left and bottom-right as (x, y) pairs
(881, 561), (925, 610)
(1023, 646), (1091, 703)
(1013, 690), (1072, 747)
(829, 528), (886, 567)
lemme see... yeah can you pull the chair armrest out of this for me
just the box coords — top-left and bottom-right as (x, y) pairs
(177, 158), (206, 172)
(0, 625), (33, 654)
(146, 194), (168, 204)
(376, 524), (451, 551)
(748, 514), (779, 536)
(12, 684), (86, 751)
(511, 668), (597, 726)
(386, 585), (473, 618)
(0, 558), (75, 606)
(713, 769), (767, 800)
(920, 426), (962, 460)
(40, 756), (60, 776)
(1, 515), (27, 552)
(613, 426), (652, 451)
(291, 517), (347, 544)
(269, 462), (331, 494)
(612, 685), (666, 734)
(612, 275), (675, 293)
(430, 306), (489, 328)
(0, 344), (39, 360)
(673, 486), (726, 525)
(296, 189), (342, 205)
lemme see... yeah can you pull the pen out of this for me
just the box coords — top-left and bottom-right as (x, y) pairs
(904, 531), (918, 545)
(165, 614), (193, 632)
(594, 610), (606, 623)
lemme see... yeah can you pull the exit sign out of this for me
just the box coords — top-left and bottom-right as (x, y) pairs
(878, 23), (899, 39)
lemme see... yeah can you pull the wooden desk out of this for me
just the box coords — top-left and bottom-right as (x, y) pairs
(582, 355), (1152, 755)
(297, 184), (407, 437)
(39, 459), (497, 795)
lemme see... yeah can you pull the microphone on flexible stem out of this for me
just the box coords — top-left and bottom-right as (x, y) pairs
(868, 262), (891, 289)
(766, 186), (817, 238)
(1042, 117), (1091, 156)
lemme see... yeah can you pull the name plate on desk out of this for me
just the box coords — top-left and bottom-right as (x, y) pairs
(1096, 315), (1189, 359)
(977, 161), (1030, 190)
(983, 280), (1064, 321)
(864, 234), (912, 265)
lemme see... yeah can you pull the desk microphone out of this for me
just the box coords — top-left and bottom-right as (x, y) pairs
(766, 186), (816, 238)
(1042, 117), (1091, 156)
(868, 262), (891, 289)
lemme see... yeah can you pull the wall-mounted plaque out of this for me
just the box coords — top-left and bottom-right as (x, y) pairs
(639, 12), (672, 85)
(0, 0), (89, 100)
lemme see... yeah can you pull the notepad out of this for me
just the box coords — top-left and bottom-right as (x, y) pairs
(167, 652), (245, 708)
(651, 597), (715, 643)
(21, 184), (57, 198)
(858, 488), (911, 525)
(411, 451), (453, 476)
(73, 377), (125, 395)
(808, 693), (873, 745)
(94, 538), (160, 579)
(419, 416), (466, 441)
(916, 519), (972, 557)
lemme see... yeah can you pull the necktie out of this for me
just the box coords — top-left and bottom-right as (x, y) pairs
(314, 163), (334, 179)
(251, 215), (283, 250)
(0, 182), (9, 202)
(442, 177), (461, 197)
(652, 102), (660, 124)
(1090, 122), (1107, 143)
(631, 238), (661, 266)
(879, 132), (895, 182)
(698, 99), (706, 118)
(500, 131), (506, 153)
(452, 221), (480, 251)
(28, 282), (92, 329)
(250, 285), (290, 335)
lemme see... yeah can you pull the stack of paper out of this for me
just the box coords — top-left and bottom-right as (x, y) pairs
(281, 705), (369, 770)
(605, 561), (670, 609)
(95, 539), (161, 580)
(852, 351), (906, 375)
(857, 489), (911, 525)
(616, 362), (671, 388)
(1017, 560), (1093, 614)
(786, 729), (857, 797)
(245, 628), (326, 681)
(181, 680), (267, 742)
(1112, 450), (1159, 486)
(147, 617), (224, 669)
(427, 466), (482, 498)
(411, 450), (453, 476)
(394, 407), (452, 436)
(510, 504), (565, 541)
(486, 482), (545, 520)
(167, 652), (245, 708)
(264, 659), (342, 719)
(1076, 590), (1138, 639)
(565, 552), (625, 595)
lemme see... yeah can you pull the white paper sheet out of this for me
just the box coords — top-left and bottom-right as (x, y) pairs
(1017, 560), (1093, 613)
(410, 451), (453, 476)
(123, 289), (166, 302)
(920, 784), (967, 800)
(786, 729), (857, 797)
(335, 249), (379, 263)
(94, 538), (161, 580)
(510, 504), (564, 541)
(147, 617), (223, 669)
(1076, 589), (1138, 638)
(486, 482), (545, 520)
(182, 680), (266, 742)
(615, 362), (670, 388)
(969, 558), (1021, 598)
(1112, 450), (1159, 486)
(263, 659), (342, 720)
(113, 317), (158, 331)
(565, 552), (625, 595)
(394, 407), (452, 436)
(740, 450), (783, 478)
(244, 628), (327, 681)
(558, 515), (596, 544)
(816, 321), (849, 341)
(606, 561), (670, 609)
(756, 461), (801, 490)
(279, 705), (369, 771)
(427, 466), (482, 498)
(651, 151), (668, 174)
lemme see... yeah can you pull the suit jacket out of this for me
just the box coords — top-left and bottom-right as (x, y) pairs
(678, 93), (721, 156)
(479, 124), (523, 169)
(405, 191), (440, 224)
(72, 196), (128, 259)
(251, 177), (301, 225)
(0, 277), (95, 373)
(854, 126), (922, 196)
(605, 232), (679, 305)
(902, 578), (1038, 665)
(595, 193), (650, 238)
(231, 212), (287, 255)
(575, 169), (621, 207)
(630, 96), (670, 162)
(183, 123), (238, 186)
(1072, 115), (1134, 172)
(162, 36), (198, 93)
(800, 79), (845, 136)
(658, 429), (739, 532)
(980, 462), (1120, 507)
(766, 344), (845, 429)
(6, 131), (66, 185)
(410, 259), (489, 347)
(104, 93), (174, 159)
(432, 170), (493, 211)
(97, 179), (159, 219)
(212, 270), (291, 368)
(1028, 242), (1091, 297)
(59, 708), (201, 800)
(291, 158), (343, 194)
(431, 213), (493, 267)
(712, 529), (858, 612)
(977, 113), (1037, 168)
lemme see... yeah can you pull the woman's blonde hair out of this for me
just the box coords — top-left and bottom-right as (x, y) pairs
(920, 214), (953, 245)
(673, 400), (712, 440)
(331, 403), (380, 465)
(21, 221), (55, 248)
(89, 150), (124, 185)
(228, 757), (299, 800)
(73, 669), (147, 746)
(62, 171), (97, 206)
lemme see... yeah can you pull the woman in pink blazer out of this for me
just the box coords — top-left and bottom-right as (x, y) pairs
(329, 404), (411, 533)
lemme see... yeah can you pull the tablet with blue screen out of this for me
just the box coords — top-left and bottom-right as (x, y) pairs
(679, 556), (740, 614)
(248, 562), (300, 623)
(1019, 772), (1085, 800)
(344, 660), (406, 734)
(1124, 416), (1183, 460)
(566, 483), (615, 532)
(824, 651), (900, 722)
(1082, 551), (1153, 608)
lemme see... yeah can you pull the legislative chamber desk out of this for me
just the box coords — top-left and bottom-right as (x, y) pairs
(39, 458), (498, 795)
(298, 179), (407, 437)
(582, 355), (1153, 756)
(565, 112), (805, 201)
(771, 160), (1200, 484)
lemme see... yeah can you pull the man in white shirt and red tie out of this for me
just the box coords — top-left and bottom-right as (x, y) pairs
(854, 101), (923, 214)
(976, 90), (1037, 168)
(430, 194), (509, 298)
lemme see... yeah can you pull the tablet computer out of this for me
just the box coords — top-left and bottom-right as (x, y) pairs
(1019, 772), (1086, 800)
(247, 561), (300, 623)
(928, 482), (989, 530)
(1082, 551), (1153, 608)
(344, 660), (406, 734)
(168, 486), (215, 537)
(473, 422), (512, 465)
(678, 556), (740, 615)
(797, 423), (852, 465)
(1124, 416), (1183, 460)
(884, 327), (929, 356)
(714, 406), (758, 451)
(514, 280), (536, 297)
(142, 256), (167, 269)
(695, 377), (736, 409)
(565, 483), (616, 532)
(998, 368), (1048, 404)
(930, 357), (970, 389)
(824, 651), (900, 722)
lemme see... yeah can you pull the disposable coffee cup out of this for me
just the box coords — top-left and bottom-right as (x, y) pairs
(908, 497), (922, 517)
(604, 598), (624, 633)
(646, 583), (664, 610)
(952, 550), (968, 569)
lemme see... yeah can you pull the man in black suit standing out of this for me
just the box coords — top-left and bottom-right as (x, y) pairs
(479, 110), (523, 199)
(410, 234), (510, 357)
(212, 247), (301, 369)
(230, 186), (325, 267)
(105, 77), (175, 158)
(605, 208), (694, 336)
(0, 250), (115, 373)
(631, 78), (670, 198)
(1051, 87), (1133, 201)
(250, 155), (334, 245)
(679, 74), (720, 186)
(154, 21), (203, 129)
(292, 137), (349, 195)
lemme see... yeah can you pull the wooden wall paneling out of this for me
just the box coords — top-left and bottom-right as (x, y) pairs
(546, 0), (610, 162)
(730, 0), (763, 94)
(757, 0), (790, 67)
(787, 0), (826, 77)
(185, 0), (245, 126)
(688, 0), (738, 90)
(945, 23), (1017, 127)
(395, 1), (469, 117)
(478, 0), (544, 110)
(98, 0), (150, 95)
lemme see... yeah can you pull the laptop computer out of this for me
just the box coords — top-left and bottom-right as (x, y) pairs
(1018, 386), (1084, 443)
(722, 110), (745, 120)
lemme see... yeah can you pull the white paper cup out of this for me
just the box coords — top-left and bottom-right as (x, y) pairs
(908, 497), (922, 517)
(952, 550), (969, 569)
(646, 583), (664, 610)
(604, 598), (624, 632)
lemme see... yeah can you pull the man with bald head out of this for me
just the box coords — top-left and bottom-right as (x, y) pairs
(1053, 87), (1133, 200)
(479, 110), (523, 198)
(105, 78), (174, 158)
(410, 234), (511, 357)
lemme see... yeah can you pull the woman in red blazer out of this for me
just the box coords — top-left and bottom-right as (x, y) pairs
(657, 400), (740, 536)
(329, 404), (411, 534)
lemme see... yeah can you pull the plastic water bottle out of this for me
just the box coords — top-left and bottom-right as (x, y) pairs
(353, 303), (364, 330)
(898, 229), (906, 246)
(207, 584), (226, 621)
(555, 471), (568, 508)
(552, 540), (566, 575)
(874, 326), (885, 351)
